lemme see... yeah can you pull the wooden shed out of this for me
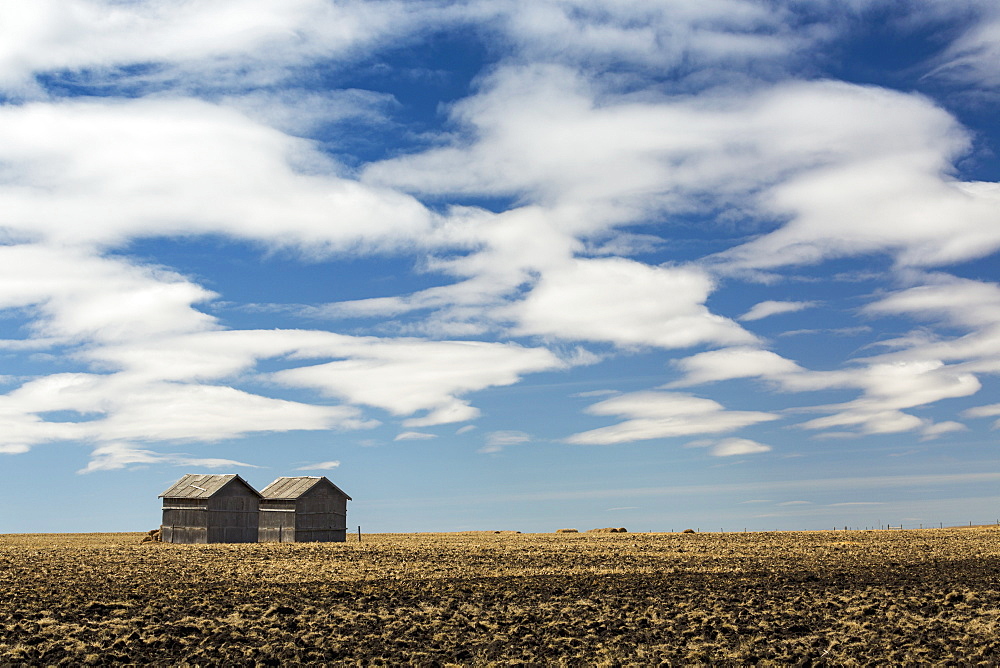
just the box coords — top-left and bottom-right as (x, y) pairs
(258, 476), (351, 543)
(159, 474), (261, 544)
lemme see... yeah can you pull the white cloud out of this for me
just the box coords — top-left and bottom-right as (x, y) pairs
(0, 99), (435, 250)
(369, 69), (1000, 274)
(508, 257), (754, 349)
(572, 390), (621, 398)
(964, 403), (1000, 418)
(273, 339), (564, 426)
(739, 300), (816, 321)
(364, 62), (706, 206)
(779, 326), (872, 338)
(801, 409), (928, 435)
(920, 421), (967, 440)
(78, 442), (256, 474)
(963, 403), (1000, 430)
(482, 0), (805, 73)
(316, 204), (584, 337)
(789, 360), (981, 435)
(296, 460), (341, 471)
(486, 430), (531, 446)
(668, 347), (803, 387)
(478, 430), (531, 454)
(828, 502), (884, 507)
(0, 0), (998, 482)
(689, 437), (773, 457)
(709, 438), (772, 457)
(218, 88), (399, 137)
(864, 274), (1000, 329)
(0, 0), (859, 108)
(782, 359), (980, 403)
(394, 431), (438, 441)
(0, 372), (367, 455)
(733, 175), (1000, 271)
(925, 2), (1000, 89)
(786, 274), (1000, 437)
(0, 0), (437, 94)
(566, 391), (779, 445)
(0, 245), (216, 344)
(0, 310), (566, 460)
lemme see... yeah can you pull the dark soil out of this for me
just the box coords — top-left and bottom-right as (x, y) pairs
(1, 529), (998, 664)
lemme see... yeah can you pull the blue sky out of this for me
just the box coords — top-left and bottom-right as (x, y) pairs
(2, 0), (1000, 533)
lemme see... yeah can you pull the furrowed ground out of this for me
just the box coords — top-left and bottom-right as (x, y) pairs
(1, 529), (999, 665)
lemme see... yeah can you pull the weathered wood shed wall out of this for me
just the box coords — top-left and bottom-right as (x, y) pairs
(159, 474), (261, 544)
(258, 477), (351, 543)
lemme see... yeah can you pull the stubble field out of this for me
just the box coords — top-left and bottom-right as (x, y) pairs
(1, 528), (999, 665)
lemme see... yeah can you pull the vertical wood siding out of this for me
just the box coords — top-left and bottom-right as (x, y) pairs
(161, 478), (260, 544)
(258, 481), (350, 543)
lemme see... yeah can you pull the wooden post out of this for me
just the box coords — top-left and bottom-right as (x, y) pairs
(357, 526), (361, 543)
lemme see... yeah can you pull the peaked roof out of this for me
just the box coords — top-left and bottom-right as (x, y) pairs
(260, 476), (351, 500)
(159, 474), (261, 499)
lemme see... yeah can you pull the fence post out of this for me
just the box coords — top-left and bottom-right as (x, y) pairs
(358, 526), (361, 543)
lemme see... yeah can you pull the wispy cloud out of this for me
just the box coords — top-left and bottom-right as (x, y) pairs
(356, 472), (1000, 510)
(828, 502), (884, 507)
(707, 438), (773, 457)
(478, 430), (531, 454)
(963, 403), (1000, 418)
(566, 392), (778, 445)
(295, 460), (341, 471)
(739, 300), (817, 322)
(668, 347), (802, 387)
(0, 0), (998, 535)
(78, 442), (257, 474)
(394, 431), (438, 441)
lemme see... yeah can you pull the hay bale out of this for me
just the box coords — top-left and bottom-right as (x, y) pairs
(616, 528), (628, 533)
(586, 528), (618, 533)
(682, 528), (696, 534)
(556, 528), (579, 533)
(140, 528), (162, 544)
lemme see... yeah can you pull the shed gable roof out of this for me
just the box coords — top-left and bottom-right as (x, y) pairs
(260, 476), (351, 500)
(159, 473), (261, 499)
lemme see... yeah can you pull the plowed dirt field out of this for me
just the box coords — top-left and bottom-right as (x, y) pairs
(1, 528), (999, 664)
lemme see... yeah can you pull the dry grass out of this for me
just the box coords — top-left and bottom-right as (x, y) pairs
(1, 528), (999, 663)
